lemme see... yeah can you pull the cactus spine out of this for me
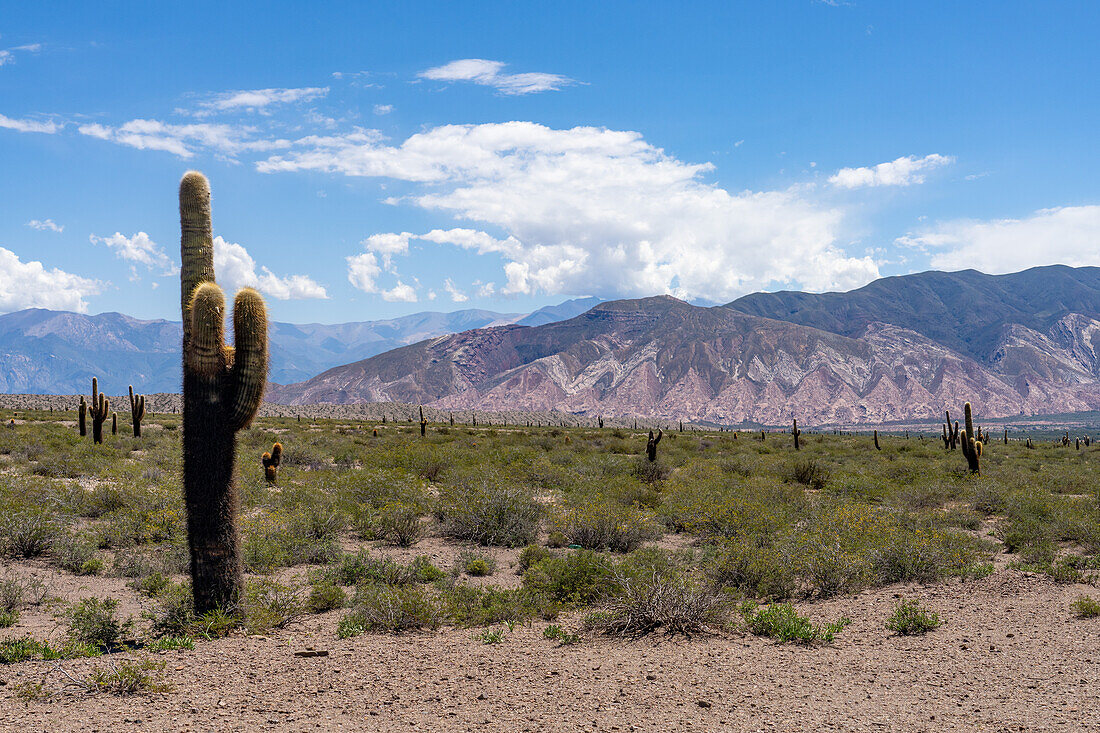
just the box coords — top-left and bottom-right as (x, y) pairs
(129, 385), (146, 437)
(960, 402), (982, 475)
(78, 396), (87, 436)
(262, 442), (282, 483)
(791, 418), (801, 450)
(89, 378), (109, 444)
(645, 428), (663, 462)
(180, 171), (268, 615)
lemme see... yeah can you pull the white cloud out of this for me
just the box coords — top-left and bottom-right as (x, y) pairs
(78, 119), (290, 159)
(419, 59), (575, 95)
(381, 281), (418, 302)
(362, 232), (411, 255)
(194, 87), (329, 116)
(26, 219), (63, 233)
(346, 251), (381, 293)
(264, 122), (878, 301)
(0, 113), (61, 134)
(373, 104), (393, 115)
(475, 281), (496, 298)
(443, 278), (468, 303)
(90, 231), (175, 276)
(0, 247), (103, 313)
(212, 237), (327, 299)
(0, 43), (41, 68)
(899, 205), (1100, 274)
(829, 154), (954, 189)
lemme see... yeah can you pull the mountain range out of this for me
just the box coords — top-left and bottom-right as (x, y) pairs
(0, 297), (602, 394)
(268, 266), (1100, 425)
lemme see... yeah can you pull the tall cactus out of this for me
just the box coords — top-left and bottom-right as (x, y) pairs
(78, 396), (87, 437)
(645, 428), (663, 461)
(129, 385), (146, 437)
(419, 405), (427, 437)
(959, 402), (982, 475)
(791, 418), (801, 450)
(89, 378), (109, 444)
(179, 171), (268, 615)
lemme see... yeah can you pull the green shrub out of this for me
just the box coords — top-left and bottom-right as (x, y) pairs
(85, 659), (169, 695)
(742, 602), (850, 644)
(338, 585), (441, 636)
(518, 544), (551, 572)
(66, 598), (133, 650)
(307, 579), (347, 613)
(1072, 595), (1100, 619)
(244, 579), (306, 634)
(523, 550), (613, 605)
(551, 499), (660, 553)
(437, 471), (540, 547)
(328, 550), (417, 587)
(377, 502), (423, 547)
(586, 570), (729, 637)
(789, 458), (829, 490)
(707, 538), (797, 600)
(1, 510), (58, 557)
(885, 599), (942, 635)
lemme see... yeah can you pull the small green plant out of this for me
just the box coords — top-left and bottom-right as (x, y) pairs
(742, 602), (850, 644)
(1072, 595), (1100, 619)
(477, 627), (506, 644)
(519, 544), (551, 572)
(338, 585), (442, 636)
(66, 597), (133, 650)
(85, 658), (169, 695)
(244, 579), (306, 634)
(145, 635), (195, 652)
(543, 624), (580, 645)
(377, 502), (423, 547)
(13, 679), (50, 702)
(307, 578), (347, 613)
(885, 599), (942, 635)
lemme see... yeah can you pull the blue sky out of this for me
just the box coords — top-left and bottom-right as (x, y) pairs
(1, 1), (1097, 324)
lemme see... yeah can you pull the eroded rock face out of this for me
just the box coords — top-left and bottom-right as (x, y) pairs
(270, 282), (1100, 425)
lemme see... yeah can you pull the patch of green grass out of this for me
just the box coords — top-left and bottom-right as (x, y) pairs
(1072, 595), (1100, 619)
(885, 599), (942, 635)
(742, 602), (850, 644)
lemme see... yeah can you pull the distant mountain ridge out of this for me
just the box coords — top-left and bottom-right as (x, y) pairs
(269, 266), (1100, 425)
(0, 297), (603, 394)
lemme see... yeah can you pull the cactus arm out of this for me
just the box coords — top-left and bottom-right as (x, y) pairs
(227, 288), (267, 431)
(179, 171), (215, 347)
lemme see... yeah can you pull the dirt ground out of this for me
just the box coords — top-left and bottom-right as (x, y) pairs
(1, 565), (1097, 733)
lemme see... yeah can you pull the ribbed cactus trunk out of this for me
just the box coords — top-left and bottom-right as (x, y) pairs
(89, 378), (109, 445)
(792, 418), (801, 450)
(78, 396), (87, 436)
(960, 402), (982, 475)
(129, 385), (145, 438)
(180, 171), (268, 615)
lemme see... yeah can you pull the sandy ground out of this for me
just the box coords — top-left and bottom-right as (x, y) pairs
(1, 566), (1097, 732)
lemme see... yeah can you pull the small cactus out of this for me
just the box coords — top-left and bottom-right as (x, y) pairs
(791, 418), (801, 450)
(645, 428), (663, 462)
(873, 429), (881, 451)
(129, 385), (146, 437)
(959, 402), (982, 475)
(111, 412), (117, 435)
(262, 442), (282, 483)
(89, 378), (109, 444)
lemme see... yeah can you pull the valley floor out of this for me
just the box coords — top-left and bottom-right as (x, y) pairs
(1, 567), (1096, 732)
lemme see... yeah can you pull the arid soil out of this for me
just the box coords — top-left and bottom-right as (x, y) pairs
(1, 563), (1097, 732)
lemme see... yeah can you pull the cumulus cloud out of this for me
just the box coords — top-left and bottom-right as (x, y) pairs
(381, 281), (418, 302)
(90, 231), (176, 278)
(0, 43), (41, 68)
(346, 242), (419, 301)
(262, 122), (879, 301)
(0, 113), (61, 134)
(442, 278), (468, 303)
(373, 104), (393, 115)
(213, 237), (327, 299)
(829, 154), (954, 189)
(899, 205), (1100, 274)
(419, 59), (575, 95)
(193, 87), (329, 116)
(78, 119), (290, 159)
(0, 247), (103, 313)
(346, 251), (382, 293)
(26, 219), (63, 233)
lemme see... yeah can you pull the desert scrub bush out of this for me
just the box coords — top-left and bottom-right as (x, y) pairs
(437, 470), (540, 547)
(631, 457), (671, 484)
(242, 506), (342, 573)
(518, 544), (551, 572)
(522, 550), (614, 605)
(550, 498), (660, 553)
(338, 585), (442, 636)
(741, 602), (850, 644)
(456, 549), (496, 577)
(1072, 595), (1100, 619)
(326, 550), (418, 587)
(84, 658), (169, 696)
(706, 538), (797, 600)
(660, 467), (805, 538)
(52, 532), (103, 575)
(0, 509), (60, 557)
(788, 457), (830, 490)
(307, 577), (347, 613)
(440, 584), (554, 626)
(885, 599), (941, 635)
(244, 579), (307, 634)
(585, 570), (730, 637)
(66, 597), (133, 650)
(376, 502), (423, 547)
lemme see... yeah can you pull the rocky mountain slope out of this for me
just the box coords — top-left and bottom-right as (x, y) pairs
(269, 266), (1100, 425)
(0, 299), (602, 394)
